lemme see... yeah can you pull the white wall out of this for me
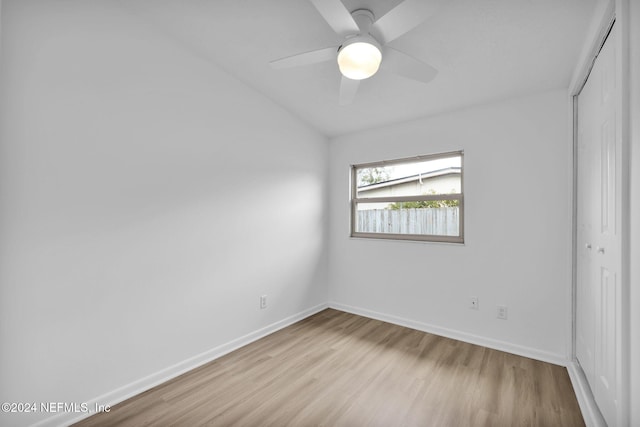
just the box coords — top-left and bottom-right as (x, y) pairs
(328, 89), (571, 362)
(0, 1), (328, 426)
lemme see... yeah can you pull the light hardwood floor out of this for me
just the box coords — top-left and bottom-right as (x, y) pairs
(74, 309), (585, 426)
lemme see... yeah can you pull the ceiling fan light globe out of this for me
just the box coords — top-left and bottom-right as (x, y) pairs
(337, 42), (382, 80)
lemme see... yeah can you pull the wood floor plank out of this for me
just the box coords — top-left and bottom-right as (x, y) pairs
(74, 309), (585, 427)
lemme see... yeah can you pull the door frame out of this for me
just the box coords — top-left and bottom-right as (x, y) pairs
(568, 0), (631, 426)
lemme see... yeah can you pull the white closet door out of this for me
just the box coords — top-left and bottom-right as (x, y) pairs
(576, 27), (621, 427)
(576, 57), (597, 390)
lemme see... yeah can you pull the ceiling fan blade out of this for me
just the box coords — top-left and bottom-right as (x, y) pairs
(372, 0), (441, 44)
(339, 76), (360, 105)
(309, 0), (360, 37)
(381, 47), (438, 84)
(270, 46), (338, 69)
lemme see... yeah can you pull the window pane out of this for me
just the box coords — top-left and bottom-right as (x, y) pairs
(356, 155), (462, 198)
(356, 155), (461, 198)
(355, 202), (460, 236)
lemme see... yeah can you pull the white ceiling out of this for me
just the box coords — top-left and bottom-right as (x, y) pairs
(121, 0), (598, 137)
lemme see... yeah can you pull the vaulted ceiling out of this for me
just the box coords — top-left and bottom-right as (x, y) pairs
(121, 0), (598, 137)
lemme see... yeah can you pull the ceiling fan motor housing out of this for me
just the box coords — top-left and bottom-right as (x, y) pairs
(351, 9), (375, 34)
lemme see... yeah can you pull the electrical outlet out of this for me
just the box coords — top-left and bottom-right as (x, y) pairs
(497, 305), (508, 320)
(469, 297), (479, 310)
(260, 295), (267, 309)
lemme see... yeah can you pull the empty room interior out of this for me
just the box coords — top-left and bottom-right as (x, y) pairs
(0, 0), (639, 426)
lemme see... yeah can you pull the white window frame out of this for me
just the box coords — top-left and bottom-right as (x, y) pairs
(350, 150), (464, 243)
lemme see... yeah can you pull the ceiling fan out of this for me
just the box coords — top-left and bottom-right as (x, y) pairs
(269, 0), (440, 105)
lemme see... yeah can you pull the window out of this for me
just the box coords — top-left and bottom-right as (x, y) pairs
(351, 151), (464, 243)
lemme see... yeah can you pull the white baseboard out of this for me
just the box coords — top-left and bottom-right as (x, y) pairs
(34, 303), (328, 427)
(566, 361), (607, 427)
(328, 302), (569, 366)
